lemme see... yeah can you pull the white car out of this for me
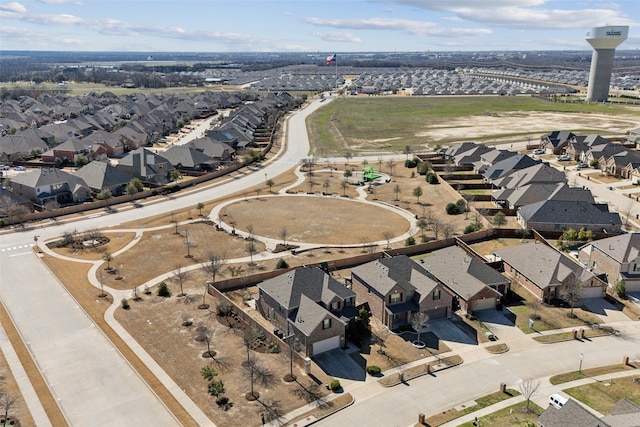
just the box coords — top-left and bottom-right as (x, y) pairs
(0, 165), (9, 171)
(13, 166), (25, 171)
(556, 155), (571, 161)
(533, 149), (545, 155)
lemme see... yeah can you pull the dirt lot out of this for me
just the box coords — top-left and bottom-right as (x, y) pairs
(114, 283), (338, 427)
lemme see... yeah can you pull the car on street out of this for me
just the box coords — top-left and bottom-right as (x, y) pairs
(13, 166), (25, 171)
(533, 149), (545, 155)
(0, 165), (10, 171)
(556, 155), (571, 161)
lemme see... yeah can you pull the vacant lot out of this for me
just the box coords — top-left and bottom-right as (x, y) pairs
(308, 97), (640, 155)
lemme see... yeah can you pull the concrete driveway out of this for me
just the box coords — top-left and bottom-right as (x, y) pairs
(313, 348), (366, 381)
(476, 309), (527, 342)
(582, 297), (630, 323)
(427, 318), (477, 352)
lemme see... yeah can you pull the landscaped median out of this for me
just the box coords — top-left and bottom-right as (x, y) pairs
(378, 355), (463, 387)
(284, 393), (354, 426)
(533, 325), (618, 343)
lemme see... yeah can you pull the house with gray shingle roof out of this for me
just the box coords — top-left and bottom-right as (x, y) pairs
(162, 145), (216, 172)
(491, 163), (565, 189)
(538, 398), (609, 427)
(483, 154), (541, 183)
(75, 161), (134, 196)
(516, 199), (622, 234)
(578, 233), (640, 292)
(539, 130), (576, 155)
(11, 168), (90, 205)
(257, 266), (356, 356)
(493, 182), (594, 210)
(421, 246), (507, 313)
(351, 255), (453, 330)
(0, 187), (33, 217)
(496, 241), (606, 301)
(116, 147), (174, 186)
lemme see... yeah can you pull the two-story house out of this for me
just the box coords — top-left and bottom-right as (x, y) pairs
(350, 255), (453, 330)
(257, 266), (357, 356)
(579, 233), (640, 292)
(11, 168), (90, 206)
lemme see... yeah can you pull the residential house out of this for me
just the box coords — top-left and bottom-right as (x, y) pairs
(602, 150), (640, 177)
(578, 233), (640, 292)
(538, 398), (609, 427)
(116, 147), (174, 186)
(601, 398), (640, 426)
(11, 168), (91, 205)
(491, 163), (566, 190)
(113, 124), (149, 151)
(516, 199), (622, 233)
(161, 145), (216, 172)
(41, 137), (106, 164)
(493, 182), (594, 210)
(585, 142), (626, 169)
(351, 255), (453, 330)
(539, 130), (576, 155)
(256, 266), (357, 356)
(496, 241), (606, 301)
(186, 137), (236, 165)
(565, 134), (610, 162)
(473, 149), (518, 174)
(451, 144), (492, 167)
(0, 187), (33, 217)
(421, 246), (508, 313)
(483, 154), (541, 184)
(74, 161), (135, 197)
(0, 135), (49, 162)
(83, 130), (125, 158)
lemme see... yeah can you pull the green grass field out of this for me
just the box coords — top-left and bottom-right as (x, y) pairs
(307, 96), (640, 156)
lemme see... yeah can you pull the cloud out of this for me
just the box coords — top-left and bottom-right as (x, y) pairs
(391, 0), (635, 29)
(38, 0), (83, 4)
(313, 31), (362, 43)
(305, 16), (491, 38)
(0, 2), (27, 13)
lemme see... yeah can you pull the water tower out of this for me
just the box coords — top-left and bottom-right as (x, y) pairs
(585, 26), (629, 101)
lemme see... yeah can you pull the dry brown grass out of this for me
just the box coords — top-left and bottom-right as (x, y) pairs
(114, 283), (333, 427)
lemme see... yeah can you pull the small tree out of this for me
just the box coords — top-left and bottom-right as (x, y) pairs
(416, 218), (428, 237)
(265, 178), (275, 192)
(341, 180), (349, 196)
(493, 212), (507, 228)
(275, 258), (289, 269)
(382, 230), (394, 249)
(393, 184), (401, 201)
(157, 281), (170, 297)
(245, 239), (258, 266)
(412, 186), (423, 204)
(405, 236), (416, 246)
(203, 252), (227, 284)
(0, 391), (18, 426)
(410, 312), (429, 345)
(562, 278), (582, 317)
(201, 365), (218, 381)
(102, 252), (113, 271)
(196, 202), (205, 216)
(278, 227), (289, 247)
(173, 265), (188, 297)
(614, 279), (626, 298)
(519, 379), (540, 412)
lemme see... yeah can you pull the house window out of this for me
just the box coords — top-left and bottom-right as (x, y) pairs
(278, 306), (284, 314)
(331, 301), (340, 310)
(515, 271), (520, 279)
(433, 289), (441, 300)
(322, 319), (331, 330)
(390, 292), (401, 304)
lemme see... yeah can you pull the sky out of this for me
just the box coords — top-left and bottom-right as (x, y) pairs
(0, 0), (638, 52)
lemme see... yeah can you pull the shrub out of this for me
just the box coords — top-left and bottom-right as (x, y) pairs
(420, 235), (429, 243)
(404, 159), (418, 168)
(201, 366), (218, 381)
(275, 258), (289, 269)
(614, 280), (626, 298)
(405, 236), (416, 246)
(445, 202), (459, 215)
(330, 379), (341, 391)
(464, 223), (482, 234)
(426, 172), (439, 184)
(417, 161), (430, 175)
(216, 300), (233, 317)
(366, 366), (382, 375)
(121, 298), (130, 310)
(208, 380), (225, 396)
(157, 281), (170, 297)
(216, 396), (230, 408)
(267, 342), (281, 353)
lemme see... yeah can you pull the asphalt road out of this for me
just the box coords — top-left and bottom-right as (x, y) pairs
(0, 96), (326, 425)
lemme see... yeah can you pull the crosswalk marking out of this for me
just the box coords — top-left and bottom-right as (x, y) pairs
(1, 244), (35, 253)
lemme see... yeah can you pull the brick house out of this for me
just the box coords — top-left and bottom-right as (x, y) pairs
(579, 233), (640, 292)
(350, 255), (453, 330)
(256, 266), (357, 356)
(496, 241), (606, 302)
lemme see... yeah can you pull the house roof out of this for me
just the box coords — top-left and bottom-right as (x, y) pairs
(483, 154), (540, 181)
(492, 163), (565, 189)
(423, 246), (505, 301)
(541, 130), (576, 147)
(259, 266), (355, 310)
(12, 168), (88, 190)
(518, 200), (622, 229)
(162, 145), (216, 168)
(581, 233), (640, 264)
(496, 242), (595, 290)
(601, 398), (640, 426)
(74, 161), (134, 191)
(493, 182), (594, 208)
(538, 399), (610, 427)
(351, 255), (442, 304)
(291, 294), (346, 336)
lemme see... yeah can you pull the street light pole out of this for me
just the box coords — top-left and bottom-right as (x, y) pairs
(579, 353), (584, 374)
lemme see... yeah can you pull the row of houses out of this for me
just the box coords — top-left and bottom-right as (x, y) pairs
(255, 233), (616, 357)
(443, 140), (622, 233)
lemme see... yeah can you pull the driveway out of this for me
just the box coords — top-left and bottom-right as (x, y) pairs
(582, 297), (630, 323)
(313, 348), (366, 381)
(476, 308), (527, 342)
(427, 318), (477, 351)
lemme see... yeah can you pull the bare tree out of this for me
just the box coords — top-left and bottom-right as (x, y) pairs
(266, 178), (275, 192)
(243, 355), (274, 400)
(412, 186), (423, 204)
(519, 379), (540, 412)
(0, 391), (18, 427)
(102, 252), (113, 271)
(416, 218), (428, 238)
(393, 184), (401, 201)
(340, 180), (348, 196)
(322, 178), (330, 194)
(278, 227), (289, 247)
(201, 324), (216, 358)
(410, 312), (429, 345)
(344, 152), (352, 165)
(196, 202), (205, 216)
(183, 227), (195, 258)
(562, 277), (583, 318)
(173, 264), (189, 297)
(245, 239), (258, 266)
(431, 218), (443, 240)
(203, 252), (227, 284)
(372, 322), (392, 355)
(307, 178), (316, 193)
(386, 160), (395, 178)
(382, 231), (394, 249)
(442, 224), (453, 239)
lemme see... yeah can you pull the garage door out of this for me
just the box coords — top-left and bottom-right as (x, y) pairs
(580, 286), (604, 299)
(312, 336), (340, 355)
(426, 306), (448, 319)
(471, 297), (496, 312)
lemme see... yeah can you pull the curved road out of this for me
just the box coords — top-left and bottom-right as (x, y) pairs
(0, 96), (328, 425)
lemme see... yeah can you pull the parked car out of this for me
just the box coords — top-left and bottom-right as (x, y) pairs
(576, 163), (588, 170)
(13, 166), (25, 171)
(533, 149), (545, 155)
(556, 155), (571, 161)
(0, 165), (10, 171)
